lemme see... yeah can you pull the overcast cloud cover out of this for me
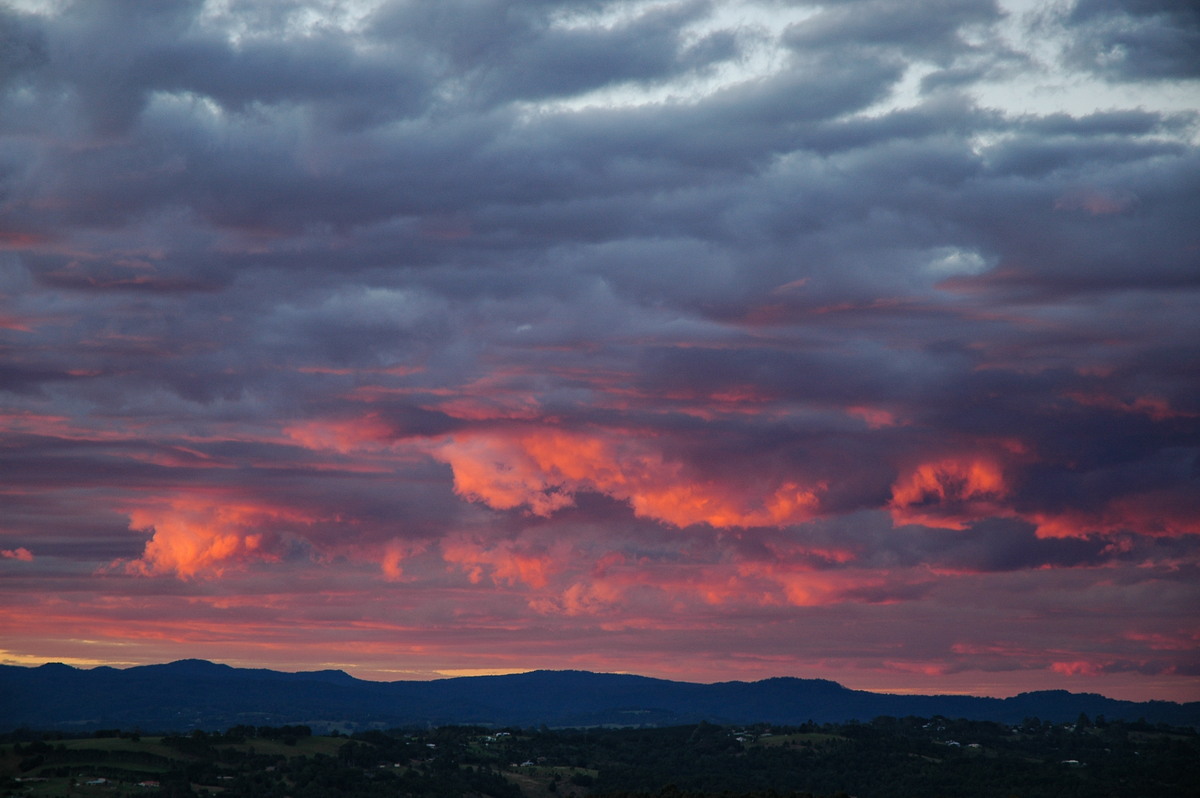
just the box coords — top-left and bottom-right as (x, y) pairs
(1, 0), (1198, 700)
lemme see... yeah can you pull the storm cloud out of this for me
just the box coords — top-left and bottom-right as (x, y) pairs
(1, 0), (1197, 700)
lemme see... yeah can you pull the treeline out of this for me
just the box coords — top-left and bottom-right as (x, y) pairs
(222, 724), (313, 741)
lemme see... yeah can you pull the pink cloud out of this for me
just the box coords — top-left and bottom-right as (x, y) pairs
(441, 535), (561, 589)
(1, 547), (34, 561)
(1032, 489), (1200, 539)
(845, 405), (901, 429)
(381, 539), (427, 582)
(889, 456), (1011, 530)
(120, 494), (317, 579)
(284, 414), (398, 454)
(1063, 392), (1198, 422)
(433, 427), (824, 529)
(1051, 660), (1104, 677)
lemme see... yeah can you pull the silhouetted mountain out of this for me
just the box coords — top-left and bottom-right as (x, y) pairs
(1, 661), (1195, 732)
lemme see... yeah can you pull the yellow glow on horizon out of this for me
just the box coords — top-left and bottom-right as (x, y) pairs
(869, 686), (982, 696)
(433, 668), (534, 678)
(0, 649), (138, 669)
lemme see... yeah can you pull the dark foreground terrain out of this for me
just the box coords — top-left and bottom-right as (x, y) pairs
(4, 716), (1198, 798)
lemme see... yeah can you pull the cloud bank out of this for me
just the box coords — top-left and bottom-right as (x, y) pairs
(1, 0), (1197, 700)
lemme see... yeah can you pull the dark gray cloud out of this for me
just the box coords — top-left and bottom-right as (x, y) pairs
(1065, 0), (1200, 79)
(785, 0), (1001, 61)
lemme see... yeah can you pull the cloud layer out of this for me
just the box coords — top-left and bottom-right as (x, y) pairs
(1, 0), (1197, 700)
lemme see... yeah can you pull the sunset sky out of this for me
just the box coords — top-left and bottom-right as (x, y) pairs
(1, 0), (1198, 703)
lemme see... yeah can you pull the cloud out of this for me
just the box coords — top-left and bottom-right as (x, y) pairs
(434, 427), (824, 528)
(1, 547), (34, 561)
(441, 534), (558, 590)
(381, 538), (427, 582)
(1064, 0), (1200, 80)
(121, 494), (316, 579)
(0, 0), (1197, 700)
(889, 456), (1011, 530)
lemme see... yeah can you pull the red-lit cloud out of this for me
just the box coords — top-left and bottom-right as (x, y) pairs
(1, 0), (1197, 704)
(1063, 392), (1199, 422)
(285, 415), (398, 455)
(434, 428), (824, 529)
(122, 495), (316, 579)
(889, 456), (1011, 530)
(381, 539), (426, 582)
(1032, 489), (1200, 539)
(441, 535), (559, 589)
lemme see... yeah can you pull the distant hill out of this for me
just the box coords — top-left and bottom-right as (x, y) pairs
(1, 660), (1196, 732)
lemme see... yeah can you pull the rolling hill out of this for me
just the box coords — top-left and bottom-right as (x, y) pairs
(1, 660), (1195, 732)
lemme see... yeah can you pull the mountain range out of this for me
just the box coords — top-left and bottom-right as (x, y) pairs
(2, 660), (1196, 732)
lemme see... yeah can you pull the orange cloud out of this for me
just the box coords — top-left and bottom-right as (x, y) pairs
(433, 428), (823, 528)
(528, 554), (888, 615)
(521, 553), (729, 616)
(889, 447), (1196, 540)
(845, 405), (900, 429)
(531, 561), (760, 615)
(889, 456), (1010, 529)
(441, 535), (559, 589)
(735, 562), (840, 607)
(1032, 489), (1200, 539)
(434, 434), (579, 516)
(1, 548), (34, 561)
(123, 495), (315, 579)
(284, 414), (397, 453)
(381, 539), (427, 582)
(439, 542), (876, 615)
(531, 579), (629, 616)
(734, 561), (908, 607)
(1051, 660), (1104, 677)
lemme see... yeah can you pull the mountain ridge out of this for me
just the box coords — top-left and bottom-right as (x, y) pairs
(2, 660), (1196, 732)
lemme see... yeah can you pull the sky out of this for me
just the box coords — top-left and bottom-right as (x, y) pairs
(1, 0), (1198, 703)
